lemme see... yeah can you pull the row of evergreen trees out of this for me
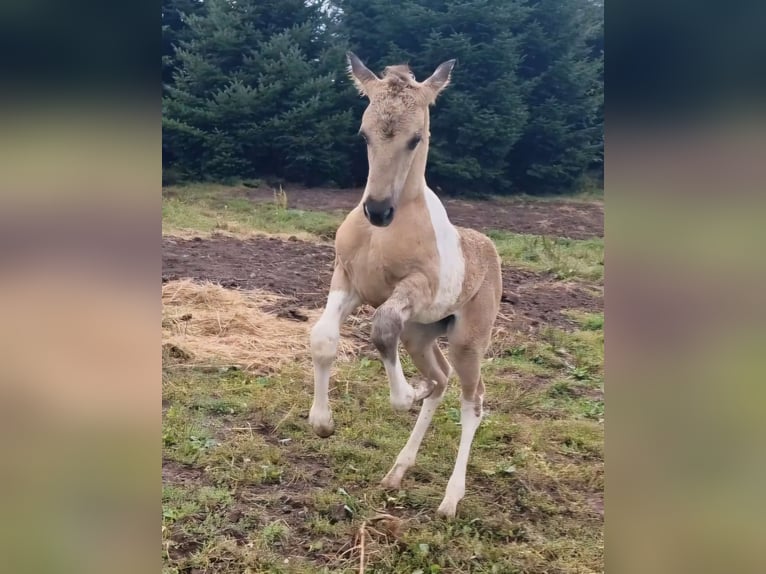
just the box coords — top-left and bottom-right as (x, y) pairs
(162, 0), (603, 195)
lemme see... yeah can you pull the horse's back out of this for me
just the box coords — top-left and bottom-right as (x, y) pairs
(455, 226), (503, 307)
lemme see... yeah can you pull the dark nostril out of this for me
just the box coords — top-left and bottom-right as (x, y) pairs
(363, 199), (395, 227)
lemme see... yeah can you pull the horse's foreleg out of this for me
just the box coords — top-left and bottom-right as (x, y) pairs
(371, 275), (431, 412)
(309, 268), (359, 437)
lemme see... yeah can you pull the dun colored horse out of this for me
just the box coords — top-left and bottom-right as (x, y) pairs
(309, 53), (502, 517)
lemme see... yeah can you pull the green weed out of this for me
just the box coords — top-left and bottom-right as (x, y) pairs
(487, 229), (604, 281)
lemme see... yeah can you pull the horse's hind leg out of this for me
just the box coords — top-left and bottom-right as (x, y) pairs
(381, 321), (451, 489)
(437, 281), (500, 517)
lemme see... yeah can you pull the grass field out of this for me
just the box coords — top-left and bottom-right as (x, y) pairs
(162, 184), (343, 240)
(162, 185), (604, 573)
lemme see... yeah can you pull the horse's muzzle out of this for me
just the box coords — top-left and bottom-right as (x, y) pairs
(363, 198), (395, 227)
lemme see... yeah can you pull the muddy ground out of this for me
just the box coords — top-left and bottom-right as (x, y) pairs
(162, 235), (602, 331)
(244, 185), (604, 240)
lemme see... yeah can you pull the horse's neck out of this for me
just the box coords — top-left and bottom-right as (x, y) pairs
(399, 176), (427, 207)
(399, 149), (430, 205)
(399, 113), (431, 205)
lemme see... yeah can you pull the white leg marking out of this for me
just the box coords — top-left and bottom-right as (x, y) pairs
(382, 355), (416, 412)
(437, 397), (483, 517)
(309, 290), (358, 437)
(381, 391), (444, 488)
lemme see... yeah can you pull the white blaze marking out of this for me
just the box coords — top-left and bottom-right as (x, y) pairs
(416, 186), (465, 323)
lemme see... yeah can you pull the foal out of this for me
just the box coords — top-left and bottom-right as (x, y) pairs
(309, 53), (502, 517)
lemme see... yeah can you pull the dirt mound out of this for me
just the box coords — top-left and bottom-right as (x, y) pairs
(162, 236), (601, 331)
(244, 186), (603, 240)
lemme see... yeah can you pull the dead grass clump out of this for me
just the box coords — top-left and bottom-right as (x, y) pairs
(162, 279), (361, 372)
(488, 320), (521, 358)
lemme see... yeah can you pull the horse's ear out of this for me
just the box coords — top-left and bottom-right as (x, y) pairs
(347, 52), (380, 97)
(423, 59), (456, 102)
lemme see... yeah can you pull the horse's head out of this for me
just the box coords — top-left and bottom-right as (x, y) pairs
(347, 52), (455, 227)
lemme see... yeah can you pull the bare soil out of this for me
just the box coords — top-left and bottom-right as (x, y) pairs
(244, 185), (603, 240)
(162, 235), (602, 331)
(162, 459), (205, 486)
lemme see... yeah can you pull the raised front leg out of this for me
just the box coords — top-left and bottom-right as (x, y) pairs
(309, 267), (360, 437)
(371, 275), (435, 412)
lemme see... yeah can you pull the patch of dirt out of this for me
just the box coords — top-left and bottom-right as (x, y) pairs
(501, 269), (603, 331)
(244, 185), (603, 240)
(163, 235), (332, 306)
(231, 481), (356, 567)
(166, 528), (204, 561)
(162, 459), (205, 486)
(588, 493), (605, 518)
(162, 236), (602, 331)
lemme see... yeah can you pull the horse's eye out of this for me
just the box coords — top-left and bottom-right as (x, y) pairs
(359, 131), (369, 145)
(407, 134), (422, 150)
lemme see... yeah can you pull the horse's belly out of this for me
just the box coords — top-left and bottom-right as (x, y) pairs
(412, 300), (457, 324)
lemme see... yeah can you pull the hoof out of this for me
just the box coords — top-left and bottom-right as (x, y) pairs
(414, 378), (436, 401)
(391, 380), (435, 412)
(436, 498), (458, 518)
(309, 407), (335, 437)
(380, 474), (402, 490)
(380, 464), (407, 490)
(390, 385), (415, 412)
(313, 422), (335, 438)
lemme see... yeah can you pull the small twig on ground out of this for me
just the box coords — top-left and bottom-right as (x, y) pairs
(333, 542), (358, 562)
(229, 422), (254, 437)
(358, 522), (366, 574)
(272, 404), (297, 433)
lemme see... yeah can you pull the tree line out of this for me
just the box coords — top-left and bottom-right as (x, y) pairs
(162, 0), (603, 195)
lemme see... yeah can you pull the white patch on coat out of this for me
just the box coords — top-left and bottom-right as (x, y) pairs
(413, 186), (465, 323)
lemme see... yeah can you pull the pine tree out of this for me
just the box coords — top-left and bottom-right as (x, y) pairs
(162, 0), (357, 184)
(161, 0), (604, 194)
(162, 0), (205, 90)
(506, 0), (603, 192)
(338, 0), (531, 194)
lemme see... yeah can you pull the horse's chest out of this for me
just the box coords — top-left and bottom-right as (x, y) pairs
(339, 245), (420, 308)
(333, 192), (466, 316)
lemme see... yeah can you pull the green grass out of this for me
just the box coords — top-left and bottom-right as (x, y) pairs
(162, 183), (343, 239)
(163, 315), (604, 573)
(162, 182), (604, 573)
(563, 310), (604, 331)
(486, 229), (604, 281)
(163, 366), (603, 572)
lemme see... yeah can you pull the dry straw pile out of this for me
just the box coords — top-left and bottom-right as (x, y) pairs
(162, 279), (362, 372)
